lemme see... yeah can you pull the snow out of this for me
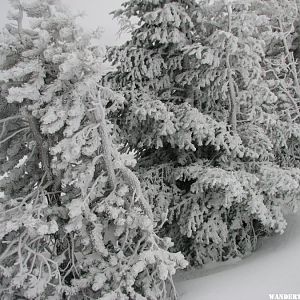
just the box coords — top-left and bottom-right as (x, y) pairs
(175, 212), (300, 300)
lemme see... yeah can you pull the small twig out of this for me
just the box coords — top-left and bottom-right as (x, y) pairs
(0, 115), (23, 124)
(0, 127), (28, 145)
(0, 121), (6, 140)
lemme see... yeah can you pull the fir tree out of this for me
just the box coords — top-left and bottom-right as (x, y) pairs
(0, 1), (187, 299)
(262, 0), (300, 167)
(107, 0), (300, 265)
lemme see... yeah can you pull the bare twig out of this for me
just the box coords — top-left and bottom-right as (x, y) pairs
(0, 115), (23, 124)
(0, 127), (28, 145)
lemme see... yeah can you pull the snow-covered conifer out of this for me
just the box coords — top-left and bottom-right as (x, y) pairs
(0, 1), (187, 299)
(107, 0), (300, 265)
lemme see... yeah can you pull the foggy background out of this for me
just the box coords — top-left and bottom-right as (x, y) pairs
(0, 0), (128, 46)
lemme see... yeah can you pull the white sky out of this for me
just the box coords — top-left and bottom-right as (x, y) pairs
(0, 0), (128, 46)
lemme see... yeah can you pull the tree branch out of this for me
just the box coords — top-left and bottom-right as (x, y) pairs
(16, 3), (25, 44)
(26, 114), (52, 181)
(0, 127), (28, 145)
(0, 115), (23, 124)
(279, 18), (300, 99)
(92, 92), (117, 189)
(225, 3), (237, 132)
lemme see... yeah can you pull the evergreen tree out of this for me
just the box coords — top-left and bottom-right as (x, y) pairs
(0, 1), (187, 299)
(262, 0), (300, 168)
(107, 0), (300, 265)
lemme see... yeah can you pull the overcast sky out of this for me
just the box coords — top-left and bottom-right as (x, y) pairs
(0, 0), (128, 46)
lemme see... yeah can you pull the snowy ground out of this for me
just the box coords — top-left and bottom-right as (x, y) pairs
(175, 212), (300, 300)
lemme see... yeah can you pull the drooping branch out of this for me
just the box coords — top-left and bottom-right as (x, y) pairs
(116, 162), (154, 220)
(92, 93), (117, 189)
(91, 91), (153, 220)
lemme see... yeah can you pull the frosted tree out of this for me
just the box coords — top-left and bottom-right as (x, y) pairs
(0, 1), (187, 299)
(107, 0), (300, 265)
(261, 0), (300, 167)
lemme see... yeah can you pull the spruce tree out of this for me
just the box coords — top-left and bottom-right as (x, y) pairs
(0, 1), (187, 299)
(107, 0), (300, 265)
(262, 0), (300, 168)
